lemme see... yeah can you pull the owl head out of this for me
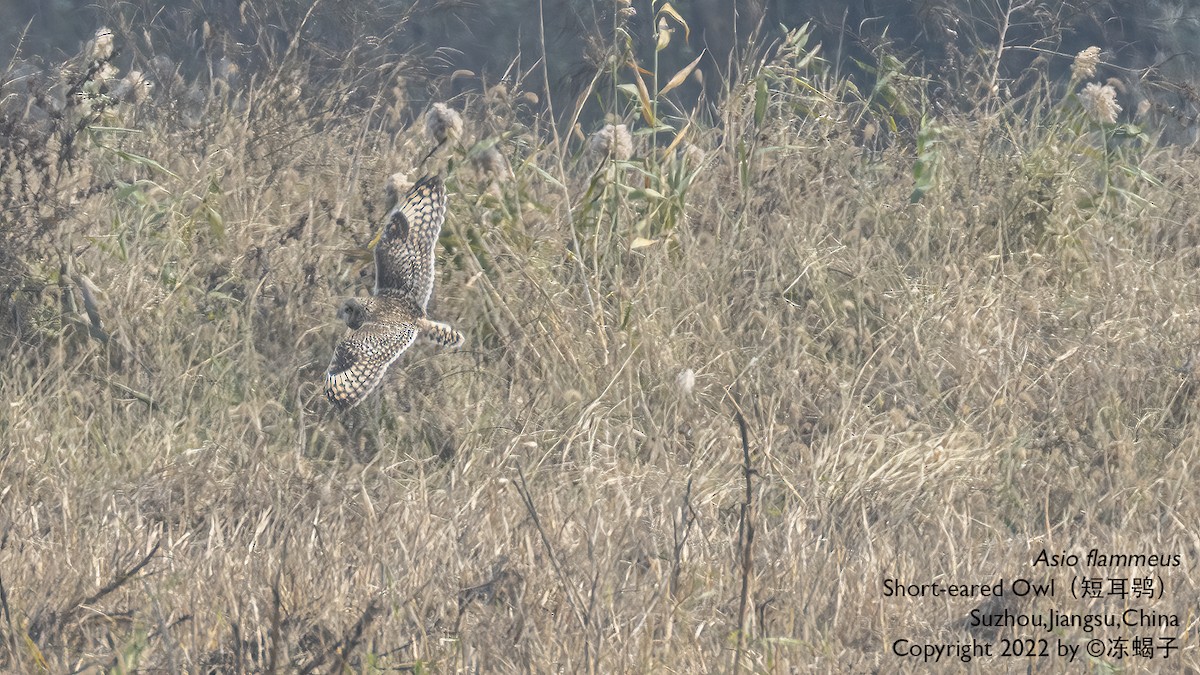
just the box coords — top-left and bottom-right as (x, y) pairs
(337, 297), (372, 330)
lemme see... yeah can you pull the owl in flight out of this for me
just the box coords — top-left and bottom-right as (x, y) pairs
(325, 175), (464, 409)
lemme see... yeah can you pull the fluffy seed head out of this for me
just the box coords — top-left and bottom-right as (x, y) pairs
(183, 82), (206, 106)
(94, 63), (119, 85)
(1080, 82), (1121, 124)
(146, 55), (185, 92)
(89, 27), (114, 62)
(217, 57), (240, 84)
(180, 83), (206, 127)
(119, 71), (153, 103)
(148, 55), (174, 77)
(485, 83), (508, 104)
(425, 103), (463, 144)
(1071, 46), (1101, 81)
(473, 145), (512, 181)
(588, 123), (633, 161)
(676, 368), (695, 396)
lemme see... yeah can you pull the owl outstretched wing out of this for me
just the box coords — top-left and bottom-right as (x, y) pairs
(374, 175), (447, 309)
(324, 320), (418, 409)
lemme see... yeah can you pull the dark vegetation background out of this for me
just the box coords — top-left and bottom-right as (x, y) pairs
(1, 0), (1199, 672)
(7, 1), (1200, 134)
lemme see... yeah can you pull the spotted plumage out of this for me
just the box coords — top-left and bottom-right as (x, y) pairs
(325, 175), (463, 409)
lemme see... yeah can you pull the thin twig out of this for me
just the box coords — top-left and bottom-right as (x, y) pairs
(670, 477), (696, 598)
(94, 374), (162, 413)
(731, 400), (755, 675)
(29, 540), (161, 644)
(297, 600), (382, 675)
(0, 527), (21, 664)
(81, 540), (161, 608)
(333, 601), (382, 672)
(986, 0), (1035, 108)
(295, 598), (379, 672)
(266, 571), (283, 675)
(513, 465), (588, 632)
(418, 137), (446, 169)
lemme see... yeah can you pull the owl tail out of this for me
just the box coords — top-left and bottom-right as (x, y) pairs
(416, 318), (464, 348)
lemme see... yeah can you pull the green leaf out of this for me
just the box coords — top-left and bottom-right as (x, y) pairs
(115, 181), (141, 201)
(206, 206), (225, 239)
(529, 165), (566, 190)
(1109, 123), (1146, 141)
(909, 117), (942, 203)
(632, 123), (674, 135)
(627, 188), (665, 200)
(616, 83), (642, 99)
(754, 78), (768, 127)
(112, 149), (180, 179)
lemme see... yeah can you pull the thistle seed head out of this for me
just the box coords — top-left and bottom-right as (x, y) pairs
(1080, 82), (1121, 124)
(425, 103), (464, 144)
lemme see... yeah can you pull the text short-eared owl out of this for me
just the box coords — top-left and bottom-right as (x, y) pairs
(324, 175), (463, 409)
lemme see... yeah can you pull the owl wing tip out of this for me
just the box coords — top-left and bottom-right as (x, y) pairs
(414, 173), (444, 189)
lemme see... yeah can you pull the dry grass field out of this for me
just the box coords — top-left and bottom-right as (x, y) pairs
(1, 12), (1199, 674)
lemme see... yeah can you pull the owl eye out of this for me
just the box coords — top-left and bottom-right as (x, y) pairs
(338, 300), (367, 329)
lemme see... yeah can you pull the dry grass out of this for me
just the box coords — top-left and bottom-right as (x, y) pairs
(0, 17), (1198, 674)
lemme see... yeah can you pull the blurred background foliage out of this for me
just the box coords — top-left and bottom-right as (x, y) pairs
(5, 0), (1200, 137)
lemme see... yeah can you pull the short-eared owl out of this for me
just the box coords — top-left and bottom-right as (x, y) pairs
(324, 175), (463, 409)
